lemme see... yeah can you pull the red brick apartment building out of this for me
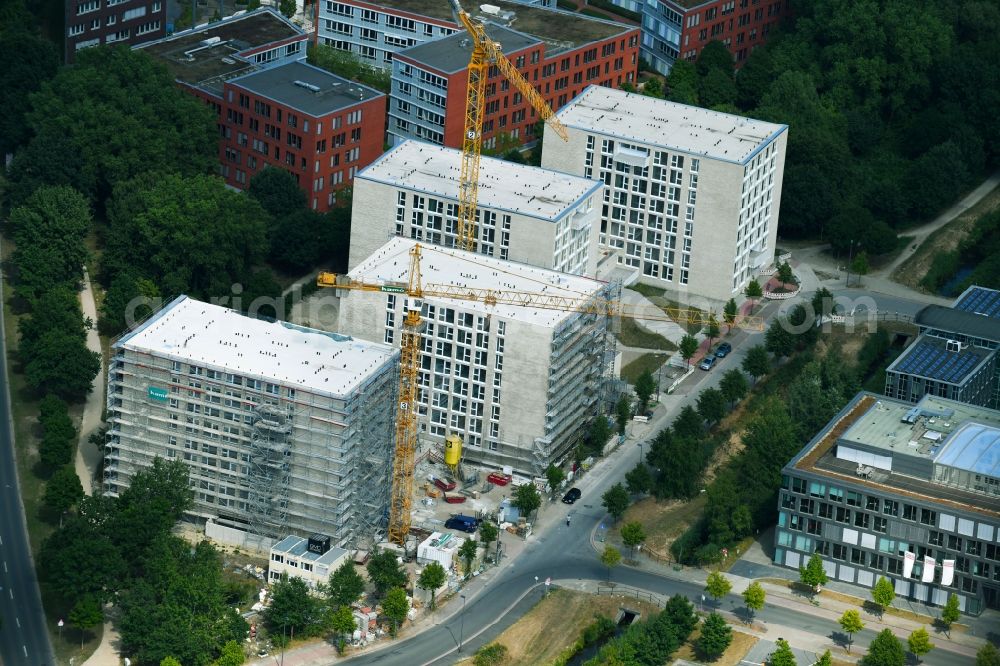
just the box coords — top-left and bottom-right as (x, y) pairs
(65, 0), (166, 62)
(136, 8), (385, 211)
(388, 8), (639, 149)
(642, 0), (789, 74)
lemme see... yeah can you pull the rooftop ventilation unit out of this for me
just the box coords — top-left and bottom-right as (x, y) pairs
(201, 36), (223, 47)
(480, 3), (502, 14)
(946, 339), (962, 352)
(293, 80), (321, 92)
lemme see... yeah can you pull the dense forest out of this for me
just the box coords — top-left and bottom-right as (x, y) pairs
(657, 0), (1000, 267)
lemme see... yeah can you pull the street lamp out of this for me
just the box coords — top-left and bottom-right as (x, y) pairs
(638, 440), (644, 464)
(845, 239), (855, 288)
(458, 594), (468, 652)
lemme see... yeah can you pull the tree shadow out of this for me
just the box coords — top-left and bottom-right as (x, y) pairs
(931, 618), (951, 637)
(733, 607), (754, 624)
(829, 630), (851, 650)
(863, 600), (885, 620)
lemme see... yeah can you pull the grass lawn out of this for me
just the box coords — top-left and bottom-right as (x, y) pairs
(620, 352), (669, 385)
(617, 316), (677, 351)
(626, 283), (665, 300)
(454, 589), (662, 666)
(673, 626), (758, 666)
(622, 494), (707, 560)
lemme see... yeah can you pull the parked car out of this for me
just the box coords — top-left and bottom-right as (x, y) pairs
(562, 487), (582, 504)
(699, 356), (716, 371)
(715, 342), (732, 358)
(445, 515), (480, 533)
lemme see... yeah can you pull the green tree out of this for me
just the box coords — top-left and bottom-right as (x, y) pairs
(620, 521), (646, 559)
(544, 463), (565, 493)
(777, 261), (795, 287)
(765, 318), (795, 359)
(815, 649), (833, 666)
(870, 576), (896, 618)
(641, 76), (663, 98)
(742, 582), (766, 623)
(39, 501), (127, 605)
(381, 587), (409, 637)
(862, 628), (905, 666)
(161, 658), (183, 666)
(512, 482), (541, 519)
(458, 539), (478, 578)
(723, 298), (739, 333)
(705, 571), (732, 603)
(8, 48), (216, 207)
(0, 31), (59, 156)
(417, 561), (447, 609)
(38, 399), (76, 470)
(634, 369), (656, 414)
(615, 394), (631, 435)
(624, 463), (652, 495)
(978, 643), (1000, 666)
(939, 593), (960, 637)
(478, 520), (499, 557)
(247, 166), (306, 218)
(367, 548), (407, 598)
(741, 345), (771, 384)
(697, 612), (732, 660)
(262, 574), (326, 642)
(584, 414), (612, 456)
(706, 313), (721, 348)
(602, 482), (630, 523)
(769, 638), (796, 666)
(696, 40), (734, 77)
(279, 0), (296, 17)
(474, 643), (509, 666)
(42, 465), (84, 521)
(679, 334), (699, 367)
(907, 627), (934, 663)
(699, 67), (738, 108)
(799, 552), (828, 592)
(838, 609), (864, 653)
(327, 560), (365, 608)
(850, 251), (871, 285)
(719, 369), (748, 406)
(665, 59), (699, 105)
(68, 596), (103, 648)
(697, 387), (726, 425)
(744, 279), (763, 312)
(811, 287), (836, 321)
(600, 545), (621, 581)
(329, 606), (356, 654)
(216, 640), (245, 666)
(23, 329), (101, 402)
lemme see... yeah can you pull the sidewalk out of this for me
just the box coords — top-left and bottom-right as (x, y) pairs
(74, 267), (105, 496)
(594, 514), (987, 661)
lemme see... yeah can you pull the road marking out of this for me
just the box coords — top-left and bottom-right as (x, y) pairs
(15, 616), (20, 628)
(23, 645), (27, 657)
(3, 560), (6, 572)
(8, 588), (12, 599)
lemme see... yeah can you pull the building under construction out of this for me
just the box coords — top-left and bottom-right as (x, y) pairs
(104, 295), (398, 549)
(336, 237), (616, 477)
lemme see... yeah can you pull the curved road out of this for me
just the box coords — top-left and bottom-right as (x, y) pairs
(0, 238), (56, 665)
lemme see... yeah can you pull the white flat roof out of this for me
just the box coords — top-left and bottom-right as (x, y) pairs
(116, 296), (396, 397)
(357, 140), (602, 221)
(555, 86), (787, 164)
(348, 238), (607, 327)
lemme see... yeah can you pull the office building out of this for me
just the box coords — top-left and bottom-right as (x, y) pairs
(776, 392), (1000, 615)
(268, 535), (351, 589)
(104, 295), (398, 548)
(138, 9), (385, 211)
(541, 85), (787, 304)
(635, 0), (790, 75)
(348, 140), (603, 275)
(65, 0), (166, 62)
(388, 6), (639, 149)
(885, 286), (1000, 410)
(336, 237), (614, 476)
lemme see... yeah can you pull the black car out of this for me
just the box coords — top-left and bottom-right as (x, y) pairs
(715, 342), (733, 358)
(444, 515), (479, 533)
(561, 487), (582, 504)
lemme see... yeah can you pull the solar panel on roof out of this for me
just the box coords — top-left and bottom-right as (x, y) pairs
(955, 287), (1000, 317)
(894, 341), (984, 383)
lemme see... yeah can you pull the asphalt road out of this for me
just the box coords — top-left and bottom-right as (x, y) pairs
(0, 243), (55, 664)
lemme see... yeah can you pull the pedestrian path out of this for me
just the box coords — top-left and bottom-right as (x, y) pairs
(73, 267), (105, 496)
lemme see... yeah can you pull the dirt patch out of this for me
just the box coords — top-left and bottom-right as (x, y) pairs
(456, 588), (661, 666)
(891, 185), (1000, 290)
(672, 626), (758, 666)
(623, 494), (707, 558)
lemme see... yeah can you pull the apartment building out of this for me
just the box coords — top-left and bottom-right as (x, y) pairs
(104, 295), (398, 548)
(138, 9), (385, 211)
(348, 140), (603, 275)
(632, 0), (790, 75)
(220, 61), (386, 211)
(316, 0), (557, 69)
(336, 237), (614, 476)
(65, 0), (166, 62)
(885, 286), (1000, 410)
(776, 392), (1000, 615)
(542, 85), (787, 304)
(388, 6), (639, 149)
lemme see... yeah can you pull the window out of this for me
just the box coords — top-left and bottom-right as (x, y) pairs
(920, 509), (937, 526)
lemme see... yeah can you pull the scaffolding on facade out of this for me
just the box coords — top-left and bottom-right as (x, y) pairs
(246, 403), (293, 540)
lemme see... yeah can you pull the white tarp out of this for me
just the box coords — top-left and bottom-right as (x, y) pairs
(903, 551), (916, 578)
(941, 559), (955, 586)
(922, 555), (936, 583)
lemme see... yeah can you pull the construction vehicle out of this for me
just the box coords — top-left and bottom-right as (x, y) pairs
(448, 0), (569, 252)
(317, 244), (762, 544)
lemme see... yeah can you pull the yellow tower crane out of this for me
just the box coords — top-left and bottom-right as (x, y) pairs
(449, 0), (569, 252)
(318, 245), (762, 544)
